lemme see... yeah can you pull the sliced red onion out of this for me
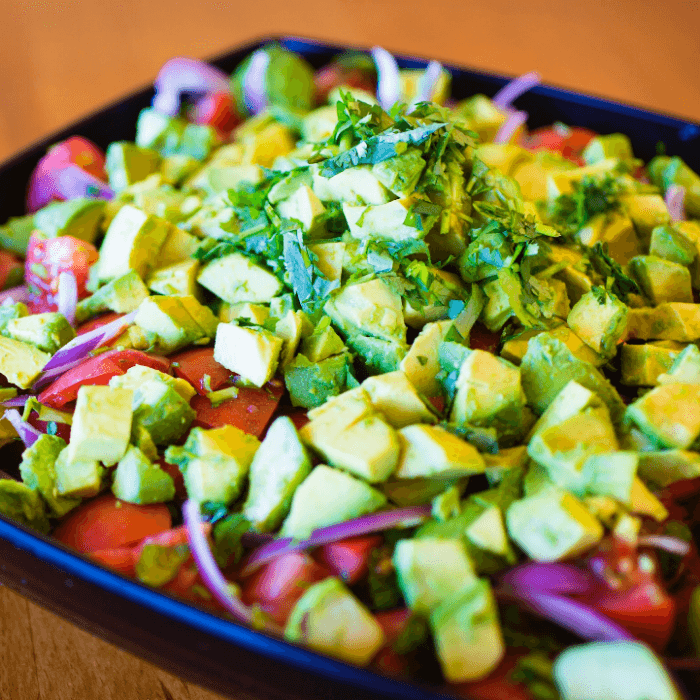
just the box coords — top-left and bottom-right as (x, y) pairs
(242, 50), (271, 115)
(638, 535), (691, 557)
(411, 60), (443, 108)
(1, 395), (29, 408)
(240, 505), (431, 577)
(493, 109), (529, 144)
(57, 272), (78, 326)
(152, 57), (230, 117)
(501, 562), (594, 596)
(54, 164), (114, 202)
(665, 184), (686, 222)
(492, 71), (541, 109)
(372, 47), (401, 111)
(183, 499), (281, 632)
(3, 409), (42, 448)
(0, 286), (28, 306)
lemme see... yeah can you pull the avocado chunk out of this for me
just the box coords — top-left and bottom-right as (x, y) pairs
(620, 341), (684, 386)
(0, 479), (50, 533)
(20, 434), (81, 517)
(630, 255), (693, 304)
(111, 446), (175, 504)
(429, 579), (505, 682)
(400, 319), (452, 397)
(276, 185), (326, 235)
(344, 197), (436, 242)
(146, 259), (201, 298)
(657, 343), (700, 384)
(626, 383), (700, 449)
(637, 450), (700, 487)
(393, 538), (476, 615)
(649, 155), (700, 219)
(582, 451), (638, 503)
(361, 370), (436, 428)
(506, 489), (603, 562)
(165, 425), (259, 505)
(285, 577), (385, 667)
(626, 303), (700, 343)
(566, 288), (628, 359)
(280, 464), (387, 539)
(5, 312), (75, 354)
(622, 194), (671, 247)
(68, 385), (133, 466)
(0, 336), (51, 389)
(650, 224), (697, 267)
(553, 641), (683, 700)
(242, 416), (312, 532)
(135, 107), (218, 161)
(0, 214), (35, 257)
(283, 352), (349, 409)
(33, 198), (105, 244)
(105, 141), (161, 192)
(372, 148), (427, 198)
(347, 335), (409, 375)
(299, 322), (346, 363)
(76, 270), (150, 323)
(465, 505), (510, 557)
(197, 252), (282, 304)
(54, 448), (105, 499)
(582, 133), (634, 165)
(310, 163), (392, 206)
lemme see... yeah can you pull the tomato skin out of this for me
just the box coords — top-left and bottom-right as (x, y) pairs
(25, 232), (99, 313)
(314, 65), (376, 104)
(45, 136), (107, 180)
(522, 125), (596, 165)
(314, 535), (383, 585)
(187, 92), (240, 139)
(53, 494), (172, 553)
(89, 547), (138, 576)
(39, 349), (171, 408)
(170, 347), (232, 395)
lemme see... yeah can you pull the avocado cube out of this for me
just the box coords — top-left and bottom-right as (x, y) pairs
(582, 133), (634, 165)
(394, 538), (476, 615)
(285, 577), (385, 667)
(68, 385), (133, 466)
(112, 446), (175, 504)
(566, 289), (628, 359)
(0, 214), (35, 257)
(344, 198), (433, 242)
(219, 302), (269, 326)
(372, 148), (427, 198)
(308, 241), (345, 283)
(626, 383), (700, 449)
(629, 477), (669, 522)
(146, 259), (201, 298)
(546, 159), (619, 200)
(347, 335), (408, 375)
(54, 448), (105, 498)
(0, 480), (50, 533)
(310, 163), (392, 206)
(243, 416), (312, 532)
(400, 320), (452, 397)
(134, 295), (201, 353)
(630, 255), (693, 304)
(405, 269), (466, 330)
(0, 336), (51, 389)
(473, 143), (532, 177)
(454, 94), (506, 142)
(620, 341), (684, 386)
(5, 312), (76, 354)
(300, 323), (345, 363)
(657, 343), (700, 384)
(506, 489), (604, 561)
(300, 105), (337, 144)
(361, 370), (436, 428)
(429, 579), (505, 682)
(465, 506), (509, 557)
(177, 295), (219, 340)
(395, 424), (485, 479)
(275, 185), (326, 235)
(214, 323), (283, 387)
(96, 204), (170, 282)
(283, 352), (348, 409)
(197, 252), (282, 305)
(650, 155), (700, 219)
(20, 434), (81, 517)
(132, 381), (195, 446)
(582, 451), (638, 503)
(626, 303), (700, 342)
(280, 465), (387, 539)
(650, 225), (697, 266)
(76, 270), (150, 323)
(33, 198), (105, 244)
(105, 142), (161, 192)
(0, 302), (28, 335)
(637, 450), (700, 487)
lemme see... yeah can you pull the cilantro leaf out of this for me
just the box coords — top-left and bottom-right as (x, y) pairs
(549, 174), (621, 236)
(587, 242), (640, 302)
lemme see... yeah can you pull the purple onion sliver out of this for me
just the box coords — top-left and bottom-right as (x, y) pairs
(413, 60), (443, 106)
(372, 47), (401, 111)
(243, 50), (271, 115)
(32, 357), (85, 391)
(501, 562), (594, 596)
(0, 286), (28, 306)
(55, 164), (114, 202)
(665, 185), (686, 222)
(241, 505), (431, 577)
(492, 71), (541, 109)
(57, 272), (78, 326)
(493, 109), (528, 145)
(1, 395), (29, 408)
(3, 409), (42, 449)
(638, 535), (691, 557)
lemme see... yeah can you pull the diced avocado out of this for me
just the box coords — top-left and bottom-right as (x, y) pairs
(280, 465), (387, 539)
(621, 194), (671, 248)
(346, 335), (408, 375)
(429, 579), (505, 682)
(20, 434), (81, 517)
(371, 148), (427, 198)
(300, 105), (338, 143)
(400, 320), (452, 397)
(157, 225), (200, 267)
(465, 506), (509, 557)
(76, 270), (150, 323)
(512, 150), (576, 201)
(626, 383), (700, 449)
(242, 416), (312, 531)
(566, 288), (628, 359)
(474, 143), (533, 177)
(582, 133), (634, 165)
(454, 94), (506, 142)
(582, 451), (638, 503)
(650, 225), (697, 266)
(361, 371), (436, 428)
(285, 577), (385, 667)
(146, 259), (201, 298)
(656, 342), (700, 384)
(649, 155), (700, 218)
(111, 446), (175, 504)
(506, 489), (603, 561)
(626, 303), (700, 342)
(54, 448), (104, 498)
(219, 302), (270, 326)
(382, 477), (462, 507)
(432, 484), (462, 522)
(300, 389), (399, 483)
(576, 212), (640, 266)
(214, 322), (283, 387)
(5, 312), (75, 354)
(0, 336), (51, 389)
(68, 385), (133, 466)
(197, 252), (282, 304)
(276, 185), (326, 235)
(0, 214), (35, 257)
(160, 154), (201, 185)
(404, 269), (466, 329)
(300, 322), (346, 363)
(96, 204), (170, 282)
(274, 310), (304, 368)
(326, 277), (406, 343)
(105, 141), (161, 192)
(553, 641), (683, 700)
(165, 425), (259, 505)
(395, 424), (485, 479)
(637, 450), (700, 487)
(620, 341), (684, 386)
(33, 198), (105, 244)
(238, 120), (296, 168)
(177, 295), (219, 339)
(393, 538), (476, 615)
(0, 480), (50, 533)
(520, 334), (626, 423)
(628, 477), (669, 522)
(343, 197), (435, 242)
(310, 163), (393, 206)
(0, 302), (28, 335)
(283, 352), (349, 409)
(630, 255), (693, 304)
(136, 107), (218, 160)
(308, 241), (345, 283)
(546, 159), (619, 200)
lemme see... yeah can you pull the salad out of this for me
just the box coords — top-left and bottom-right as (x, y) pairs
(0, 41), (699, 700)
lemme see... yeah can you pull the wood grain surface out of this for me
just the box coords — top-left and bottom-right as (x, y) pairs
(0, 0), (699, 698)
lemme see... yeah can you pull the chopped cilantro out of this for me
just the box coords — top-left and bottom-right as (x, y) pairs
(587, 242), (641, 302)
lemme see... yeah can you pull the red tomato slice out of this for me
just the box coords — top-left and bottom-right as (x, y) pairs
(45, 136), (107, 180)
(187, 92), (240, 139)
(0, 250), (24, 290)
(25, 232), (99, 313)
(469, 322), (501, 354)
(191, 380), (284, 438)
(39, 349), (171, 408)
(53, 494), (172, 553)
(314, 65), (376, 105)
(89, 547), (138, 576)
(314, 535), (383, 585)
(171, 347), (232, 395)
(522, 125), (596, 165)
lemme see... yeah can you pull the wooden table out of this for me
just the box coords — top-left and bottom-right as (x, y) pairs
(0, 1), (699, 698)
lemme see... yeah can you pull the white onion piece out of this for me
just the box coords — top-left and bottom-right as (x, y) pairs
(492, 71), (541, 109)
(372, 46), (401, 111)
(3, 409), (42, 448)
(56, 272), (78, 326)
(493, 109), (528, 144)
(410, 60), (443, 109)
(665, 184), (686, 222)
(242, 50), (271, 115)
(638, 535), (691, 557)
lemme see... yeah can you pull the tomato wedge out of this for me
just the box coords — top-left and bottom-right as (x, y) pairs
(187, 92), (240, 139)
(522, 125), (596, 165)
(170, 347), (232, 395)
(89, 547), (138, 576)
(39, 349), (171, 408)
(314, 535), (383, 585)
(53, 494), (172, 553)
